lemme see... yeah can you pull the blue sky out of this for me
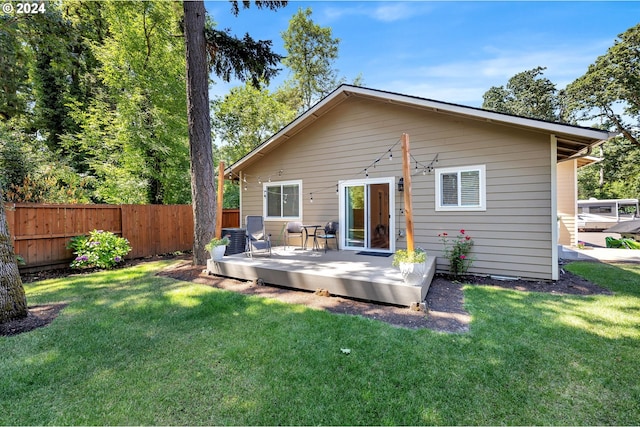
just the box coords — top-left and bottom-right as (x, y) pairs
(206, 1), (640, 108)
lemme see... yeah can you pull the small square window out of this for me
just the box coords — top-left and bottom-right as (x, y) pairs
(435, 165), (486, 211)
(264, 180), (302, 220)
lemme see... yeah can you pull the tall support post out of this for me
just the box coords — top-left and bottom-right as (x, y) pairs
(216, 162), (224, 238)
(401, 133), (414, 252)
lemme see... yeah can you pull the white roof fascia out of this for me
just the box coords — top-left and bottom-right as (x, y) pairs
(344, 85), (612, 141)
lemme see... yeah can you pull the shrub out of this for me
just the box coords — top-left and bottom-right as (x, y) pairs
(67, 230), (131, 269)
(439, 229), (474, 275)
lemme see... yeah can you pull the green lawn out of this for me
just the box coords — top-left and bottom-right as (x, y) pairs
(1, 261), (639, 425)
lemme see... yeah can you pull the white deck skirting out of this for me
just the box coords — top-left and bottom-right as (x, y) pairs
(206, 247), (435, 307)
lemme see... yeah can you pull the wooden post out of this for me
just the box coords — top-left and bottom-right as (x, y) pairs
(216, 162), (224, 238)
(401, 133), (414, 252)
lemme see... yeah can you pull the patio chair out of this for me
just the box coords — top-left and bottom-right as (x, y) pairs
(316, 221), (338, 252)
(245, 215), (271, 258)
(284, 221), (304, 249)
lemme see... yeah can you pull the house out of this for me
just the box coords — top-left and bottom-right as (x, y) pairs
(226, 85), (613, 281)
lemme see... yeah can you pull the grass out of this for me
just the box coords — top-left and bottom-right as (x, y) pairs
(1, 260), (639, 425)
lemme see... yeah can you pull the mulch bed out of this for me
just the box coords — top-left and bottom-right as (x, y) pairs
(3, 255), (611, 336)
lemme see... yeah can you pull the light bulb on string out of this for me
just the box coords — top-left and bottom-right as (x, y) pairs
(388, 151), (393, 161)
(310, 193), (313, 203)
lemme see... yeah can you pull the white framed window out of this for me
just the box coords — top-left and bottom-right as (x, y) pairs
(263, 180), (302, 220)
(435, 165), (486, 211)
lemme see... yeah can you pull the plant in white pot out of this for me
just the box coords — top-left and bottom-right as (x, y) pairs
(205, 235), (230, 261)
(392, 248), (427, 286)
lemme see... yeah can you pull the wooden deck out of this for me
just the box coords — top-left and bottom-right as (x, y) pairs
(206, 247), (436, 307)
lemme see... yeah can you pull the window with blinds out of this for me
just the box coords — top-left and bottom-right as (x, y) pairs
(435, 165), (486, 211)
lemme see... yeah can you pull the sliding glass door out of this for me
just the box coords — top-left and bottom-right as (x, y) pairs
(339, 178), (394, 252)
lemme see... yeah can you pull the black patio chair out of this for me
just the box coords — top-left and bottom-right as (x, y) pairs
(316, 221), (338, 252)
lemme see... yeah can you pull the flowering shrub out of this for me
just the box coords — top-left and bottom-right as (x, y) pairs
(67, 230), (131, 269)
(438, 229), (474, 275)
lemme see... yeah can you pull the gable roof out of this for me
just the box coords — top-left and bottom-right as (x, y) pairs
(228, 84), (614, 174)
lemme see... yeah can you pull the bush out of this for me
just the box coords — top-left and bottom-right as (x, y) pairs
(67, 230), (131, 269)
(439, 229), (474, 275)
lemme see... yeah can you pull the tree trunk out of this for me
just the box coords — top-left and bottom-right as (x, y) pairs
(183, 0), (216, 265)
(0, 189), (27, 323)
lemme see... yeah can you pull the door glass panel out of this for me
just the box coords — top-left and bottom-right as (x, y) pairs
(369, 183), (390, 249)
(345, 185), (365, 248)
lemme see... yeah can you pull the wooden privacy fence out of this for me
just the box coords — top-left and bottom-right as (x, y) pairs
(5, 203), (240, 271)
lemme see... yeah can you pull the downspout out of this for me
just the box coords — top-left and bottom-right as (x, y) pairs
(239, 170), (244, 228)
(551, 135), (559, 281)
(560, 145), (592, 163)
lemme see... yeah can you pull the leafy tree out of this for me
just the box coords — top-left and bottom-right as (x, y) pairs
(1, 1), (106, 202)
(211, 83), (296, 209)
(281, 7), (341, 111)
(72, 0), (190, 204)
(0, 15), (30, 121)
(22, 5), (99, 160)
(0, 187), (27, 323)
(567, 24), (640, 199)
(0, 118), (93, 203)
(566, 24), (640, 148)
(212, 82), (296, 164)
(482, 66), (564, 122)
(578, 137), (640, 200)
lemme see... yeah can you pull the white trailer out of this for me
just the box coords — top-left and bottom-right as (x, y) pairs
(577, 198), (639, 231)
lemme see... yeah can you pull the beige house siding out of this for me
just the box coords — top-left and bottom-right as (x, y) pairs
(238, 97), (555, 280)
(557, 160), (577, 246)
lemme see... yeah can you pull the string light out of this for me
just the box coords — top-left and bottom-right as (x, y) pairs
(220, 139), (439, 200)
(409, 153), (439, 176)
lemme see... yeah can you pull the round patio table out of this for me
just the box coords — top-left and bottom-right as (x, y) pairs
(301, 225), (321, 250)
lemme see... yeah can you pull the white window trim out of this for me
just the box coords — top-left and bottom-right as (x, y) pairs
(435, 165), (486, 211)
(263, 180), (303, 221)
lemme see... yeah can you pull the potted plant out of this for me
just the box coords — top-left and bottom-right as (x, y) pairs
(392, 248), (427, 286)
(205, 235), (231, 261)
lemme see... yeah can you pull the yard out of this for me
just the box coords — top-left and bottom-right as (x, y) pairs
(1, 260), (639, 425)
